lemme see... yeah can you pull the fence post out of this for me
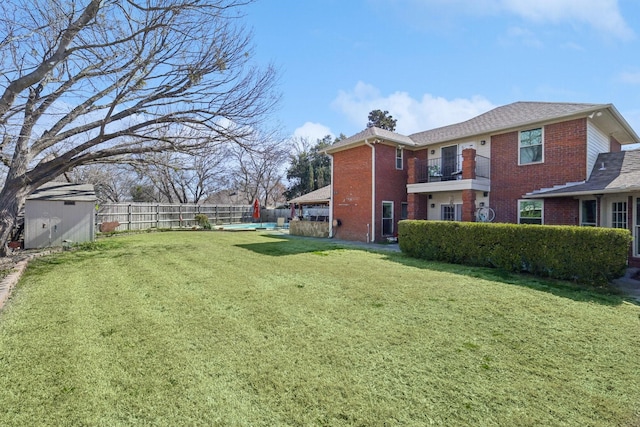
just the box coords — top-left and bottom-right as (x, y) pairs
(127, 204), (132, 231)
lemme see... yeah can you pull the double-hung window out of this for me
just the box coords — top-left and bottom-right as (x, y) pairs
(519, 128), (543, 165)
(395, 147), (403, 170)
(518, 200), (543, 224)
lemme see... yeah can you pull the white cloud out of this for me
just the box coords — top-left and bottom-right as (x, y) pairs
(500, 26), (543, 48)
(407, 0), (633, 40)
(560, 41), (585, 51)
(332, 81), (496, 134)
(293, 122), (333, 142)
(618, 72), (640, 85)
(500, 0), (634, 40)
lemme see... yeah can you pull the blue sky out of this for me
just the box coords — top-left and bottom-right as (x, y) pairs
(245, 0), (640, 144)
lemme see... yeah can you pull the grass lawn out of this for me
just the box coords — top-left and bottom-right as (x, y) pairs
(0, 231), (639, 426)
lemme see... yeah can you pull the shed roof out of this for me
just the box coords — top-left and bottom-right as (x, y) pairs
(27, 182), (97, 202)
(288, 185), (331, 204)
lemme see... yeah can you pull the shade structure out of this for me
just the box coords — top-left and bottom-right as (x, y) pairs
(252, 199), (260, 219)
(290, 203), (296, 219)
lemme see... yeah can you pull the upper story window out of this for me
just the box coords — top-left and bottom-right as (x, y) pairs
(518, 200), (543, 224)
(395, 147), (403, 170)
(519, 128), (543, 165)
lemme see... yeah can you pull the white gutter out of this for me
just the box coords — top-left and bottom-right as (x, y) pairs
(327, 152), (334, 237)
(364, 139), (375, 243)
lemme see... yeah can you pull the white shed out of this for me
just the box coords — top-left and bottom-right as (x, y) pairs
(24, 182), (97, 249)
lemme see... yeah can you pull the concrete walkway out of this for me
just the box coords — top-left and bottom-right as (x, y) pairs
(274, 231), (401, 252)
(610, 268), (640, 302)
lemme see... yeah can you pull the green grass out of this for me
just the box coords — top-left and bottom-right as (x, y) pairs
(0, 231), (639, 426)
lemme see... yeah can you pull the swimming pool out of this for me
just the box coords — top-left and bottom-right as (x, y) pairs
(214, 222), (280, 231)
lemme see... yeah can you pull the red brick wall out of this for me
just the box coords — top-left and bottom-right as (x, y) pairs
(543, 198), (579, 225)
(332, 144), (373, 242)
(491, 118), (587, 224)
(407, 193), (428, 220)
(610, 136), (622, 152)
(374, 144), (408, 241)
(331, 142), (410, 242)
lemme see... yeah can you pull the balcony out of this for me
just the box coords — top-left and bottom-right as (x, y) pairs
(407, 152), (491, 193)
(413, 154), (489, 183)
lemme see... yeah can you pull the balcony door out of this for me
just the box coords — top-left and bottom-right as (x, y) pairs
(441, 145), (458, 181)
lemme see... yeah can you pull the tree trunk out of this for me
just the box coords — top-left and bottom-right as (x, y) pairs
(0, 180), (31, 256)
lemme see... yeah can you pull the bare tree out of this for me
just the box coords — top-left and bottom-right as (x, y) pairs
(230, 130), (288, 207)
(132, 146), (229, 203)
(0, 0), (277, 252)
(67, 164), (138, 203)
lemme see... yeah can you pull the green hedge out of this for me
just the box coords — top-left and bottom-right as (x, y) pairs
(398, 220), (632, 285)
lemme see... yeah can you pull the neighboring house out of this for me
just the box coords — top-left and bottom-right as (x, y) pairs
(24, 182), (97, 249)
(324, 101), (640, 266)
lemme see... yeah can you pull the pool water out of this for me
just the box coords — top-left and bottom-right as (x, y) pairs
(215, 222), (280, 230)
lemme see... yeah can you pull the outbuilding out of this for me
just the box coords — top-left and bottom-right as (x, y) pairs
(24, 182), (97, 249)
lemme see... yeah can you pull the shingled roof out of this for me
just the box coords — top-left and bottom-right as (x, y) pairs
(288, 185), (331, 204)
(326, 126), (416, 153)
(524, 150), (640, 198)
(409, 102), (606, 145)
(325, 101), (638, 153)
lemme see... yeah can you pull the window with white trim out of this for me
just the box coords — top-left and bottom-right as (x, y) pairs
(519, 128), (543, 165)
(518, 200), (543, 224)
(395, 147), (403, 170)
(611, 201), (627, 229)
(441, 204), (462, 221)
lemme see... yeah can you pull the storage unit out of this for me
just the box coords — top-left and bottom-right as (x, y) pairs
(24, 182), (97, 249)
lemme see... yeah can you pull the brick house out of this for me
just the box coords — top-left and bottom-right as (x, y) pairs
(324, 101), (640, 266)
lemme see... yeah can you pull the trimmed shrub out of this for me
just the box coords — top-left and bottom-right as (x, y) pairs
(398, 220), (631, 285)
(194, 214), (211, 229)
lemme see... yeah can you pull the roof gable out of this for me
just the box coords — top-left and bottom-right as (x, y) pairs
(325, 126), (415, 153)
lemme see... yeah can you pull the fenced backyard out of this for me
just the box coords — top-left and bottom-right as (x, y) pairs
(96, 203), (330, 232)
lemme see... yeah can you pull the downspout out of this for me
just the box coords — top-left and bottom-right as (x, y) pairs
(364, 139), (376, 243)
(327, 152), (335, 238)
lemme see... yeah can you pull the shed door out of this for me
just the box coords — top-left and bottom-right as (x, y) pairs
(31, 210), (62, 248)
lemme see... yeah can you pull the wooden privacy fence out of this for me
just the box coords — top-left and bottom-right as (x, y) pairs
(97, 203), (254, 231)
